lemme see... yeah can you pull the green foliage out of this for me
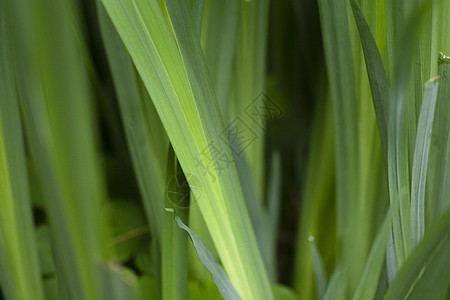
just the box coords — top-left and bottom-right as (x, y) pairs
(0, 0), (449, 299)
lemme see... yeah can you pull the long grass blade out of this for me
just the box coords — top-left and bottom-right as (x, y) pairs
(308, 236), (327, 299)
(385, 231), (397, 283)
(410, 77), (439, 249)
(293, 97), (335, 299)
(171, 211), (242, 300)
(191, 0), (205, 36)
(0, 4), (44, 299)
(265, 151), (282, 282)
(202, 0), (240, 113)
(323, 269), (347, 300)
(97, 1), (168, 245)
(349, 0), (389, 159)
(317, 0), (361, 292)
(11, 0), (108, 297)
(100, 0), (273, 298)
(99, 263), (139, 300)
(352, 213), (391, 300)
(162, 148), (189, 300)
(232, 0), (270, 200)
(386, 5), (430, 267)
(97, 5), (170, 296)
(426, 53), (450, 224)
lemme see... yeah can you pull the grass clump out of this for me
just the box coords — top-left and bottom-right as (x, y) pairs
(0, 0), (449, 299)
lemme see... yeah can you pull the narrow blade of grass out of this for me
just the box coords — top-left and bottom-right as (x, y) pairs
(272, 285), (299, 300)
(191, 0), (204, 36)
(99, 263), (139, 300)
(352, 212), (391, 300)
(97, 1), (168, 245)
(386, 4), (430, 267)
(308, 236), (327, 299)
(171, 211), (242, 300)
(97, 6), (169, 296)
(385, 231), (397, 283)
(0, 4), (44, 299)
(232, 0), (270, 200)
(162, 147), (188, 300)
(202, 0), (240, 114)
(317, 0), (361, 292)
(410, 77), (439, 249)
(232, 147), (281, 283)
(265, 151), (282, 282)
(349, 0), (389, 159)
(426, 54), (450, 224)
(323, 269), (347, 300)
(232, 149), (267, 274)
(293, 97), (335, 300)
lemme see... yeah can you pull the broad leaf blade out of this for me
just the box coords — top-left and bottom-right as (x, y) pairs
(100, 0), (273, 298)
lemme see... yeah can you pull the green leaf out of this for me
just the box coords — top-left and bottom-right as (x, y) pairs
(100, 0), (273, 298)
(386, 4), (430, 267)
(271, 284), (299, 300)
(406, 235), (450, 300)
(317, 0), (362, 291)
(36, 226), (56, 276)
(293, 98), (335, 300)
(99, 262), (139, 300)
(162, 147), (189, 300)
(138, 276), (157, 300)
(232, 152), (268, 273)
(138, 275), (158, 300)
(352, 213), (391, 300)
(383, 206), (450, 300)
(97, 1), (168, 247)
(349, 0), (389, 159)
(323, 269), (347, 300)
(191, 0), (205, 36)
(386, 232), (397, 284)
(410, 77), (439, 249)
(308, 236), (327, 299)
(231, 0), (270, 200)
(0, 3), (44, 299)
(172, 212), (242, 300)
(11, 0), (109, 297)
(265, 151), (282, 282)
(202, 0), (240, 113)
(426, 54), (450, 225)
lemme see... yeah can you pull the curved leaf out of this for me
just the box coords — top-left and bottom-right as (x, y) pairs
(171, 212), (242, 300)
